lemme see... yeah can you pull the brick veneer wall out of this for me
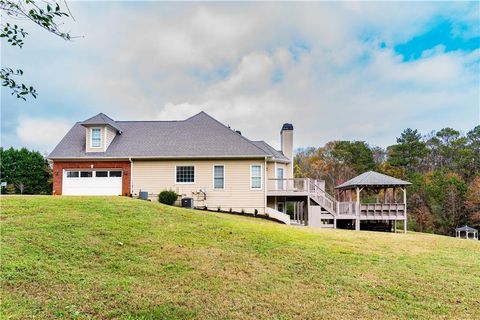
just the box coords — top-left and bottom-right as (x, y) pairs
(52, 161), (131, 195)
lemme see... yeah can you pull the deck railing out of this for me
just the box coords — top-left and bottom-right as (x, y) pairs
(360, 203), (406, 218)
(338, 201), (357, 215)
(267, 178), (338, 214)
(267, 178), (309, 193)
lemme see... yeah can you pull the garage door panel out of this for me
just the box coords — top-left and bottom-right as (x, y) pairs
(63, 170), (122, 195)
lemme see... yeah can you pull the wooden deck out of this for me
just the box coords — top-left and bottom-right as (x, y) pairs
(267, 178), (408, 231)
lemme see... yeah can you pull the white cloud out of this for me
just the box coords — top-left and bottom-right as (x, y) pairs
(3, 1), (479, 152)
(16, 118), (71, 153)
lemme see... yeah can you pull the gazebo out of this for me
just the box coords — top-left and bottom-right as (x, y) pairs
(335, 171), (411, 232)
(455, 226), (478, 240)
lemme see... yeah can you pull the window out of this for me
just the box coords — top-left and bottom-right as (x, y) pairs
(109, 171), (122, 177)
(66, 171), (79, 178)
(251, 165), (262, 189)
(176, 166), (195, 183)
(213, 165), (224, 189)
(276, 168), (284, 190)
(91, 128), (101, 147)
(96, 171), (108, 178)
(80, 171), (93, 178)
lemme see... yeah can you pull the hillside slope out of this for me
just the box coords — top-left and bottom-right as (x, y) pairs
(1, 196), (479, 319)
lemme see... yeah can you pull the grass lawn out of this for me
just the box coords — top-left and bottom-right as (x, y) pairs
(1, 196), (479, 319)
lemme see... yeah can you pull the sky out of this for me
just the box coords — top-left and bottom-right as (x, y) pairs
(1, 1), (479, 155)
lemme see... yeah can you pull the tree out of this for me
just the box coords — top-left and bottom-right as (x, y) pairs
(331, 141), (376, 174)
(465, 176), (480, 225)
(0, 147), (51, 194)
(1, 0), (74, 100)
(387, 128), (427, 175)
(425, 128), (469, 175)
(14, 181), (26, 194)
(465, 126), (480, 175)
(423, 171), (468, 236)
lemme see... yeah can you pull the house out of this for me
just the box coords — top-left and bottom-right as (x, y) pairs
(48, 111), (409, 231)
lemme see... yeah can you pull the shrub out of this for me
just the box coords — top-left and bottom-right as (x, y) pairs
(158, 190), (178, 205)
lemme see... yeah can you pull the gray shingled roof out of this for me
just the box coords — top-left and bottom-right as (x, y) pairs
(80, 113), (123, 133)
(335, 171), (411, 189)
(251, 141), (289, 162)
(455, 225), (478, 232)
(49, 112), (287, 160)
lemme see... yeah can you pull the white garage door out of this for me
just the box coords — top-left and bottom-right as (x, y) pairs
(63, 169), (122, 195)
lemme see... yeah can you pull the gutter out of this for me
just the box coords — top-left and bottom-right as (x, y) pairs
(48, 155), (275, 161)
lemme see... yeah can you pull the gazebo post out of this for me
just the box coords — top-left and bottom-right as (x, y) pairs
(403, 187), (407, 234)
(355, 187), (360, 231)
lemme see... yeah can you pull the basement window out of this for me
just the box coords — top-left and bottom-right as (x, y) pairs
(176, 166), (195, 183)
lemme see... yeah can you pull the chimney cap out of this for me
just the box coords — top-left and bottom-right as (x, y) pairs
(281, 123), (294, 131)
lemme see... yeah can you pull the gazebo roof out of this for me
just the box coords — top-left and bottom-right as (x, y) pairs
(455, 225), (478, 232)
(335, 171), (411, 190)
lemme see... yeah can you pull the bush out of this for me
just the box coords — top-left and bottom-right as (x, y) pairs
(158, 190), (178, 205)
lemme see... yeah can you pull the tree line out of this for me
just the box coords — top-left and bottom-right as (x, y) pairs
(294, 126), (480, 236)
(0, 147), (51, 194)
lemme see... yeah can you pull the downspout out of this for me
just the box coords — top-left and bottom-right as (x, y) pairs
(129, 157), (134, 196)
(264, 156), (267, 213)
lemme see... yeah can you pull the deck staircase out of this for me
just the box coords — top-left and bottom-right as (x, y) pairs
(307, 179), (337, 216)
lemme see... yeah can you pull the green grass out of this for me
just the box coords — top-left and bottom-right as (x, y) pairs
(1, 196), (479, 319)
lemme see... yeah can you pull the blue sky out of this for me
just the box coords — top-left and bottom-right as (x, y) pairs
(1, 1), (479, 154)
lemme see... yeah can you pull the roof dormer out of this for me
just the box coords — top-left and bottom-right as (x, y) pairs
(80, 113), (122, 153)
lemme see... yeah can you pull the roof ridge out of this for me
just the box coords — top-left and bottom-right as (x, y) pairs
(187, 111), (271, 157)
(116, 120), (182, 123)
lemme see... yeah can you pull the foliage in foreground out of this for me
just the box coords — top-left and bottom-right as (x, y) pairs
(1, 0), (73, 100)
(1, 196), (479, 319)
(295, 126), (480, 236)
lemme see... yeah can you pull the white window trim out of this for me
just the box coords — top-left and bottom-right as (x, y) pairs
(212, 164), (225, 190)
(90, 127), (103, 149)
(250, 164), (263, 190)
(175, 165), (196, 184)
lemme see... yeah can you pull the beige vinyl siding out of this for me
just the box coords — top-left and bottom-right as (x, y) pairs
(266, 162), (290, 179)
(105, 126), (117, 150)
(85, 127), (105, 152)
(132, 159), (266, 214)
